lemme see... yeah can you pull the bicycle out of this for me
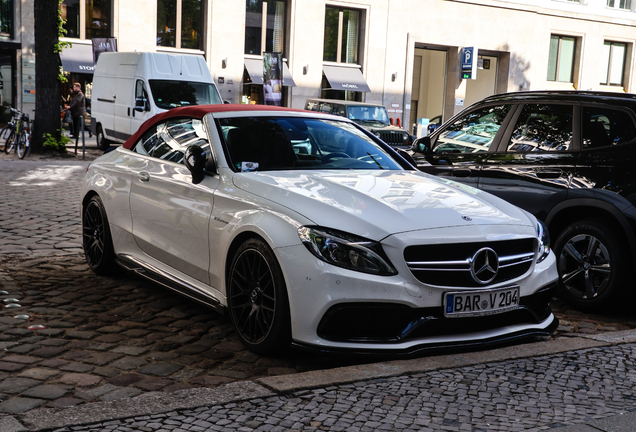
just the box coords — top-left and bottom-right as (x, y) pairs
(3, 107), (31, 159)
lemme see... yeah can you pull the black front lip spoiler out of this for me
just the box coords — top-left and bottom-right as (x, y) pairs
(291, 314), (559, 359)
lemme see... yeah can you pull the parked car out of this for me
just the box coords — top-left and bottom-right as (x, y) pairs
(81, 104), (558, 356)
(409, 90), (636, 312)
(305, 98), (413, 147)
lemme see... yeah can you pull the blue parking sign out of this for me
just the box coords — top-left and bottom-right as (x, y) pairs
(462, 47), (475, 70)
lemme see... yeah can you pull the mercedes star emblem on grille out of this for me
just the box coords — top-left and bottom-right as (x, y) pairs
(469, 247), (499, 284)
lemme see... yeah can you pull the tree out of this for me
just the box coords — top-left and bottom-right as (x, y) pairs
(32, 0), (63, 152)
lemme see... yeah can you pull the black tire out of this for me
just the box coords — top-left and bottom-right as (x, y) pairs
(4, 129), (15, 154)
(227, 237), (291, 355)
(0, 126), (11, 152)
(82, 195), (117, 275)
(16, 130), (27, 159)
(96, 125), (111, 151)
(554, 219), (627, 311)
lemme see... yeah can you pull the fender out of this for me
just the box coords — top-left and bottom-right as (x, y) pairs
(546, 197), (636, 266)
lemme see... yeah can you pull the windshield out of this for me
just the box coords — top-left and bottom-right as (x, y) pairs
(148, 80), (222, 109)
(346, 106), (390, 126)
(218, 117), (403, 172)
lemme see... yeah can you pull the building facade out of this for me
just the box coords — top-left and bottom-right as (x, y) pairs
(4, 0), (636, 132)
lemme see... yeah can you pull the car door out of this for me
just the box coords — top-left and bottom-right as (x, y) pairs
(479, 102), (578, 221)
(128, 117), (218, 284)
(413, 103), (515, 189)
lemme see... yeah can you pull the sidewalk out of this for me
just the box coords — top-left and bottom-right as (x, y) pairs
(1, 330), (636, 431)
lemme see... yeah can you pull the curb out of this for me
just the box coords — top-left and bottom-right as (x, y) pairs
(3, 329), (636, 432)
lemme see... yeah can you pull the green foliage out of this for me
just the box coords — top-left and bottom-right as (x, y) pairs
(42, 131), (71, 152)
(55, 0), (71, 83)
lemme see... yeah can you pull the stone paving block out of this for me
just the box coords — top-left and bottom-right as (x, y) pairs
(60, 363), (95, 373)
(111, 346), (150, 356)
(58, 373), (102, 387)
(100, 387), (142, 401)
(0, 377), (41, 394)
(0, 397), (46, 414)
(137, 362), (184, 377)
(132, 377), (173, 391)
(107, 373), (145, 386)
(17, 368), (61, 380)
(0, 362), (26, 372)
(75, 384), (120, 400)
(29, 346), (69, 358)
(0, 355), (39, 364)
(22, 384), (72, 400)
(45, 397), (84, 408)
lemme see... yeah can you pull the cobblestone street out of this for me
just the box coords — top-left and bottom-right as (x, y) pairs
(2, 156), (636, 431)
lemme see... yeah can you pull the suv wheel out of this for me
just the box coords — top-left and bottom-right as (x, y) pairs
(554, 219), (627, 311)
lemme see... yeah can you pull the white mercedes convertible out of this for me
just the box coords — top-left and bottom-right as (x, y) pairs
(81, 104), (558, 356)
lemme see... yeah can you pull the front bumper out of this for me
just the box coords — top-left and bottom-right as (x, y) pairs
(276, 240), (558, 354)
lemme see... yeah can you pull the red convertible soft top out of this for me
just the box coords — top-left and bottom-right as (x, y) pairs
(122, 104), (308, 150)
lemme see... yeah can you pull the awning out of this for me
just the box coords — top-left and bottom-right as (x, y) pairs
(59, 43), (95, 74)
(322, 65), (370, 92)
(244, 58), (296, 87)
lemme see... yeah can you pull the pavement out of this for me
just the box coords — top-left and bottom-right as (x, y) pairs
(1, 143), (636, 431)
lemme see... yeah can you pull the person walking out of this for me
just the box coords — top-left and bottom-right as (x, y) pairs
(65, 82), (86, 139)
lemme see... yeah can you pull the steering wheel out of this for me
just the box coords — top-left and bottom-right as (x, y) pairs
(322, 152), (351, 162)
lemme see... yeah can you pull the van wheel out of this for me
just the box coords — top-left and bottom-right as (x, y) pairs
(96, 125), (110, 151)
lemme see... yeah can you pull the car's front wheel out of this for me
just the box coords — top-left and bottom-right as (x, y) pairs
(82, 195), (117, 275)
(227, 237), (291, 355)
(554, 219), (627, 311)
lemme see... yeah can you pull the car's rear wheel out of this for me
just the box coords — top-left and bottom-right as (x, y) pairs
(83, 195), (117, 275)
(227, 238), (291, 355)
(554, 219), (626, 311)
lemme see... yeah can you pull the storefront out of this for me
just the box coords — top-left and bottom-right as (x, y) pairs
(242, 57), (296, 105)
(59, 42), (95, 108)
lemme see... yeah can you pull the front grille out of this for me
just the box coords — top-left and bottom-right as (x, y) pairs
(405, 238), (537, 287)
(316, 283), (556, 343)
(378, 130), (407, 145)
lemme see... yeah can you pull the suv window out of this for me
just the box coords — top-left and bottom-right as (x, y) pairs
(507, 104), (573, 152)
(582, 106), (636, 149)
(132, 118), (211, 164)
(434, 105), (512, 154)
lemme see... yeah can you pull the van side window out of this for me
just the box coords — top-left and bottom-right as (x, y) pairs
(131, 118), (211, 164)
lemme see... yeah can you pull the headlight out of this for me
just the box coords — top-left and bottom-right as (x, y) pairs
(298, 226), (397, 276)
(536, 221), (551, 263)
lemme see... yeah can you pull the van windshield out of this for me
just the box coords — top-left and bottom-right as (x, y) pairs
(148, 80), (222, 109)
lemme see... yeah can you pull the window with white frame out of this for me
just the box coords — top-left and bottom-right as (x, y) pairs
(323, 6), (361, 64)
(245, 0), (286, 55)
(157, 0), (203, 50)
(607, 0), (633, 10)
(547, 35), (576, 83)
(601, 41), (627, 86)
(60, 0), (112, 39)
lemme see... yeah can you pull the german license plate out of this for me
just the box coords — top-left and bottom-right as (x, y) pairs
(444, 286), (519, 318)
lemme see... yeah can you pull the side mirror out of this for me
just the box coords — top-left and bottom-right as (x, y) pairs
(134, 98), (149, 112)
(223, 100), (231, 104)
(184, 144), (208, 184)
(412, 136), (432, 154)
(396, 149), (417, 167)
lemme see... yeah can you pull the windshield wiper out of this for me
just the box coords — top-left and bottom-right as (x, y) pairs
(366, 153), (383, 169)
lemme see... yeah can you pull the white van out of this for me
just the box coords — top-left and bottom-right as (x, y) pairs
(91, 52), (222, 150)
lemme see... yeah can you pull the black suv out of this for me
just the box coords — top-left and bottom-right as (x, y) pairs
(409, 91), (636, 311)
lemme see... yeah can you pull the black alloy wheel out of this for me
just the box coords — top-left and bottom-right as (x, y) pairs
(227, 238), (291, 355)
(554, 219), (626, 311)
(82, 195), (117, 275)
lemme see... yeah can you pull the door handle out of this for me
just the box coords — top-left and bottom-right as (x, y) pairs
(138, 172), (150, 182)
(536, 169), (562, 179)
(451, 168), (472, 178)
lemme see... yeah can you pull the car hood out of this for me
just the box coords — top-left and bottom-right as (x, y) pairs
(232, 170), (533, 239)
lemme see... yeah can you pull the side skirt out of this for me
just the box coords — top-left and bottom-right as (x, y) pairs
(116, 254), (225, 314)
